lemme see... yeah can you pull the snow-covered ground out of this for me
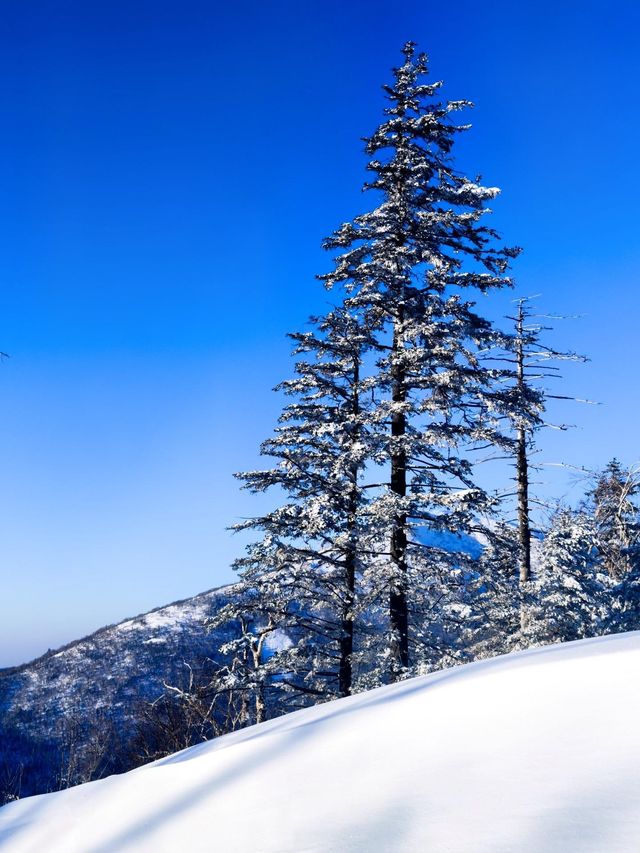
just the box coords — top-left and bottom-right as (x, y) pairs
(2, 632), (640, 852)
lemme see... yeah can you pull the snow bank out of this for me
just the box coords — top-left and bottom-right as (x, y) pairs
(2, 632), (640, 852)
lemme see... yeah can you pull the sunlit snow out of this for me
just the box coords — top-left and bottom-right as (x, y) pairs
(2, 633), (640, 852)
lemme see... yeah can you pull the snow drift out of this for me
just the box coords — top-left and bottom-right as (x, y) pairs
(2, 632), (640, 852)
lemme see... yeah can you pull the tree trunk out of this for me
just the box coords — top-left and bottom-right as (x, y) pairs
(339, 355), (360, 697)
(252, 637), (265, 724)
(516, 426), (531, 584)
(516, 304), (532, 586)
(339, 547), (355, 696)
(389, 311), (409, 673)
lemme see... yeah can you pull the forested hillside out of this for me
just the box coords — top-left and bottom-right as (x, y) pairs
(0, 586), (240, 802)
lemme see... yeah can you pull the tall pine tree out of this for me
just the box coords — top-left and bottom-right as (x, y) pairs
(321, 42), (518, 675)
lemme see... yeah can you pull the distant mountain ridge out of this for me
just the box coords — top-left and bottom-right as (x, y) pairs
(1, 583), (237, 675)
(0, 584), (237, 679)
(0, 583), (240, 802)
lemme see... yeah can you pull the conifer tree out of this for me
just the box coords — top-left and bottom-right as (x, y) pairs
(321, 42), (518, 674)
(587, 460), (640, 580)
(495, 298), (587, 587)
(525, 507), (609, 646)
(227, 307), (378, 702)
(610, 550), (640, 633)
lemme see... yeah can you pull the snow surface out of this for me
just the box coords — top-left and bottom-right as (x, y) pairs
(2, 633), (640, 852)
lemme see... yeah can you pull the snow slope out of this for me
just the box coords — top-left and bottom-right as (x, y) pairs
(2, 632), (640, 852)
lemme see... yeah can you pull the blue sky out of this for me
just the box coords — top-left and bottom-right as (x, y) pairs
(1, 0), (639, 665)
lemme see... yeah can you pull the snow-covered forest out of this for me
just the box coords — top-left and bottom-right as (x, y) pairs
(3, 34), (640, 847)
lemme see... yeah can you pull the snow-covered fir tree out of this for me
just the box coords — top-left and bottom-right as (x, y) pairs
(524, 507), (610, 646)
(320, 42), (518, 675)
(586, 459), (640, 581)
(224, 307), (379, 705)
(610, 548), (640, 633)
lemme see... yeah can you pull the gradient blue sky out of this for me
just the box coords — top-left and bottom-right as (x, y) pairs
(2, 0), (639, 665)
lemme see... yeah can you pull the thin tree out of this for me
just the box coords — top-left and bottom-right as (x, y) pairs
(496, 297), (587, 586)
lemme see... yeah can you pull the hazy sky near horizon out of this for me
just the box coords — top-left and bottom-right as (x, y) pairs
(2, 0), (640, 666)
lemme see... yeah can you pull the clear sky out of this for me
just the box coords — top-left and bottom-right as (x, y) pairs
(1, 0), (639, 666)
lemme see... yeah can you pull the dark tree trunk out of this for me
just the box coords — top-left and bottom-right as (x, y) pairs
(515, 304), (532, 586)
(339, 355), (360, 697)
(516, 426), (531, 584)
(389, 311), (409, 673)
(339, 547), (355, 696)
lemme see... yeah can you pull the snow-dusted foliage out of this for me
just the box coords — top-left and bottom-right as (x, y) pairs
(611, 553), (640, 633)
(191, 45), (627, 734)
(191, 46), (627, 736)
(586, 459), (640, 580)
(524, 508), (611, 645)
(463, 522), (523, 657)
